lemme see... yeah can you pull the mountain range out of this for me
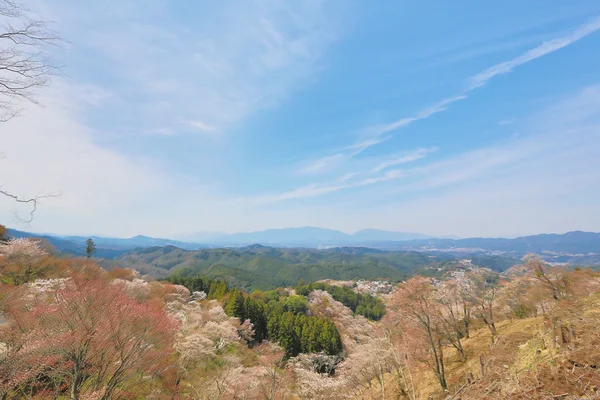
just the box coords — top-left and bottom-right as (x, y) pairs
(183, 227), (438, 246)
(6, 227), (600, 263)
(7, 227), (437, 253)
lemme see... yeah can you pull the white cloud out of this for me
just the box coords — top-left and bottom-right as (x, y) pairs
(297, 16), (600, 174)
(0, 82), (164, 220)
(250, 83), (600, 225)
(266, 85), (600, 236)
(257, 167), (405, 203)
(0, 80), (235, 236)
(370, 147), (437, 173)
(295, 135), (393, 175)
(257, 147), (435, 203)
(469, 15), (600, 89)
(497, 118), (516, 126)
(296, 153), (346, 175)
(188, 120), (217, 133)
(44, 0), (349, 136)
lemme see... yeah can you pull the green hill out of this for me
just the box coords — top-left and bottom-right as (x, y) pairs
(110, 245), (520, 291)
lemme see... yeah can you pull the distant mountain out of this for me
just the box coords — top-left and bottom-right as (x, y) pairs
(381, 231), (600, 259)
(6, 229), (207, 258)
(202, 226), (434, 246)
(221, 227), (350, 246)
(6, 227), (600, 264)
(6, 229), (126, 258)
(8, 226), (436, 253)
(351, 229), (432, 242)
(58, 234), (207, 251)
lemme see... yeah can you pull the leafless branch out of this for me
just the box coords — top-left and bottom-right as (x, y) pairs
(0, 0), (61, 121)
(1, 0), (62, 219)
(0, 188), (61, 223)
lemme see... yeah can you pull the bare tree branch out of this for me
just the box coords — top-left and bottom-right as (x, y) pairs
(1, 0), (62, 218)
(0, 1), (61, 120)
(0, 187), (61, 223)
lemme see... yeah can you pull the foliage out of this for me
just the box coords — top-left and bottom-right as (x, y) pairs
(296, 282), (385, 320)
(85, 238), (96, 258)
(168, 274), (230, 300)
(170, 274), (344, 358)
(283, 295), (308, 314)
(268, 311), (342, 358)
(0, 276), (179, 399)
(0, 224), (7, 242)
(125, 246), (452, 289)
(0, 238), (49, 284)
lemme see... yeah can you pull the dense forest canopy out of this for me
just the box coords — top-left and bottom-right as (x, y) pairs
(170, 275), (344, 358)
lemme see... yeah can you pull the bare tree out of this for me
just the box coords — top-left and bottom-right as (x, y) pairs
(523, 254), (569, 301)
(389, 277), (449, 392)
(467, 269), (500, 343)
(0, 0), (61, 220)
(435, 280), (467, 361)
(0, 0), (59, 120)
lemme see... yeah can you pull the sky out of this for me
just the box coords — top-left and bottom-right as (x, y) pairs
(1, 0), (600, 239)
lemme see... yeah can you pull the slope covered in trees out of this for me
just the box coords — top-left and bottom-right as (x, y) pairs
(169, 275), (343, 358)
(295, 282), (386, 320)
(115, 245), (518, 291)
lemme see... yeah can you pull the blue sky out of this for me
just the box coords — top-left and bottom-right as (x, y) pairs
(1, 0), (600, 238)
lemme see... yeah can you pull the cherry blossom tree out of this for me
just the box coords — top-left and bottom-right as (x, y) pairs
(388, 277), (448, 392)
(435, 280), (467, 361)
(0, 238), (47, 283)
(523, 254), (569, 301)
(466, 269), (500, 343)
(0, 276), (179, 399)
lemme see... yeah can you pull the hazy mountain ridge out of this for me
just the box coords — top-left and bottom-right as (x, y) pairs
(7, 228), (600, 263)
(386, 230), (600, 255)
(184, 227), (437, 246)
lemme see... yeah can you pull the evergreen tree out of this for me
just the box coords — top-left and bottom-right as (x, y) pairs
(244, 297), (268, 341)
(85, 238), (96, 259)
(267, 313), (280, 340)
(283, 295), (308, 314)
(225, 290), (246, 319)
(278, 312), (301, 357)
(208, 280), (228, 299)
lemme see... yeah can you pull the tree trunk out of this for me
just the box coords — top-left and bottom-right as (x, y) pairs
(479, 354), (486, 377)
(425, 323), (447, 391)
(437, 339), (447, 391)
(463, 303), (470, 339)
(550, 316), (557, 349)
(455, 332), (466, 362)
(489, 322), (497, 338)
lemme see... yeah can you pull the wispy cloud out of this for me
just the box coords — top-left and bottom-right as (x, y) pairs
(188, 120), (217, 133)
(256, 168), (405, 203)
(298, 15), (600, 175)
(268, 81), (600, 205)
(497, 118), (516, 126)
(296, 153), (346, 175)
(52, 1), (349, 137)
(370, 147), (437, 173)
(259, 147), (435, 203)
(469, 15), (600, 89)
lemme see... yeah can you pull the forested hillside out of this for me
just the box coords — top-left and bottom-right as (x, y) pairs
(114, 245), (519, 291)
